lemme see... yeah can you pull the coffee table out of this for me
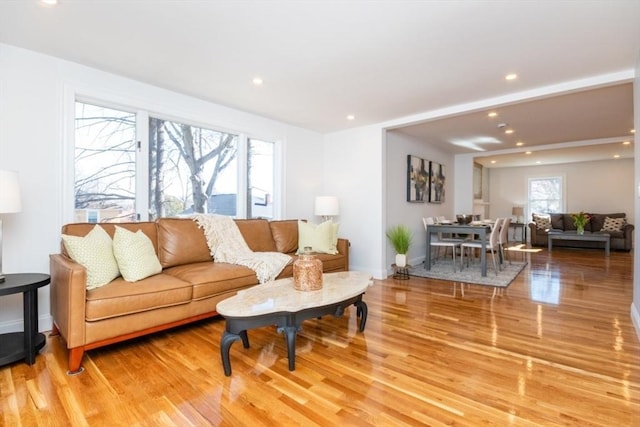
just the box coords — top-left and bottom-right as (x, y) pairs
(548, 231), (610, 256)
(216, 271), (373, 376)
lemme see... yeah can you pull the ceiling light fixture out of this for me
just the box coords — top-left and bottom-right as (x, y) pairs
(613, 154), (620, 159)
(505, 73), (518, 81)
(252, 77), (263, 86)
(488, 112), (498, 118)
(631, 129), (636, 134)
(346, 115), (355, 121)
(491, 160), (497, 164)
(623, 141), (631, 145)
(505, 129), (514, 134)
(516, 141), (524, 146)
(525, 151), (532, 155)
(536, 161), (542, 164)
(40, 0), (58, 5)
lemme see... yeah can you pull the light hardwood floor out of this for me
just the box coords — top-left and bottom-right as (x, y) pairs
(1, 247), (639, 426)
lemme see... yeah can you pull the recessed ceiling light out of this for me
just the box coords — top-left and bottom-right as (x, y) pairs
(40, 0), (58, 5)
(623, 141), (631, 145)
(525, 151), (532, 155)
(505, 129), (514, 134)
(491, 160), (497, 164)
(488, 112), (498, 118)
(252, 77), (263, 86)
(346, 115), (355, 121)
(631, 129), (636, 134)
(613, 154), (620, 159)
(536, 161), (542, 164)
(505, 73), (518, 81)
(516, 141), (524, 146)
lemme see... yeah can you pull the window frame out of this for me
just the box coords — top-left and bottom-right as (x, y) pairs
(526, 174), (566, 220)
(65, 87), (283, 223)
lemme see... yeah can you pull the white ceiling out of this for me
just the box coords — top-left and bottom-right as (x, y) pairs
(0, 1), (638, 166)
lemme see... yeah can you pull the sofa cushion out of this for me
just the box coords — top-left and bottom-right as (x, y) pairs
(601, 216), (627, 232)
(85, 273), (192, 321)
(113, 226), (162, 282)
(269, 220), (299, 253)
(550, 214), (564, 230)
(163, 261), (258, 300)
(590, 213), (625, 232)
(62, 225), (120, 290)
(532, 213), (551, 230)
(157, 218), (211, 268)
(235, 219), (277, 252)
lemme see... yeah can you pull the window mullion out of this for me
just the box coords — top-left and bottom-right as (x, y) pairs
(136, 110), (150, 221)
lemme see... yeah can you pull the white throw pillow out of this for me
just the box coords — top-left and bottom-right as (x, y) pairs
(113, 226), (162, 282)
(61, 225), (120, 290)
(297, 220), (339, 255)
(532, 213), (551, 231)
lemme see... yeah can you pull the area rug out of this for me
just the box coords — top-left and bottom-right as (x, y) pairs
(407, 260), (527, 288)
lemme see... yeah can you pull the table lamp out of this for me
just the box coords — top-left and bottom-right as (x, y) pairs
(512, 206), (524, 224)
(0, 170), (22, 282)
(314, 196), (339, 222)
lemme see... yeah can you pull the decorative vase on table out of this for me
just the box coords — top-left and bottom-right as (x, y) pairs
(293, 247), (323, 291)
(577, 225), (584, 235)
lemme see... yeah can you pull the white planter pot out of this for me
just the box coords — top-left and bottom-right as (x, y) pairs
(395, 253), (407, 267)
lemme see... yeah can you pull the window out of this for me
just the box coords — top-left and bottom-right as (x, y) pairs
(74, 102), (137, 222)
(73, 100), (277, 222)
(148, 117), (238, 219)
(247, 138), (275, 219)
(528, 176), (564, 217)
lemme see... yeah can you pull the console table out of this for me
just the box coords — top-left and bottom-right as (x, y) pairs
(0, 273), (50, 366)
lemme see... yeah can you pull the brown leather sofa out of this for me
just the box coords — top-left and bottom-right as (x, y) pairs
(528, 212), (633, 251)
(50, 217), (349, 374)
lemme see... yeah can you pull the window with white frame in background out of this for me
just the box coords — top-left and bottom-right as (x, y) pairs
(527, 176), (564, 218)
(73, 101), (277, 222)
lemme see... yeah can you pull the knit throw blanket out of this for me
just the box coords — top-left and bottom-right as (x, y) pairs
(193, 214), (291, 284)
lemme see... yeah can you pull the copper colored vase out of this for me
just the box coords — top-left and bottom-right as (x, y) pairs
(293, 251), (323, 291)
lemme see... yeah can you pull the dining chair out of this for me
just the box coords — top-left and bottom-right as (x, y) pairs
(422, 217), (462, 272)
(461, 217), (503, 275)
(498, 217), (512, 266)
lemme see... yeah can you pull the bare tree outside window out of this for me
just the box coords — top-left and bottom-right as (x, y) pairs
(74, 102), (137, 222)
(149, 118), (238, 219)
(528, 176), (564, 218)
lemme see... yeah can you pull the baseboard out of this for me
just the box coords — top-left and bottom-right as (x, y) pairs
(631, 302), (640, 342)
(0, 314), (52, 335)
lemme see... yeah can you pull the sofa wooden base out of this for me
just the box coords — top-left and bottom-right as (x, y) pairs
(54, 311), (220, 375)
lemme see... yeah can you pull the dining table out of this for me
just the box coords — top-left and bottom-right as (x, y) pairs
(425, 223), (492, 277)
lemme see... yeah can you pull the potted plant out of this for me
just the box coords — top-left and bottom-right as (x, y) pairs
(571, 211), (590, 235)
(386, 225), (413, 267)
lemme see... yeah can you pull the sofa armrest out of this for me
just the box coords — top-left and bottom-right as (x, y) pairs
(50, 253), (88, 349)
(622, 223), (634, 250)
(337, 238), (350, 271)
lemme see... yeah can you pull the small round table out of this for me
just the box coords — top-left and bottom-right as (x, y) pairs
(0, 273), (50, 367)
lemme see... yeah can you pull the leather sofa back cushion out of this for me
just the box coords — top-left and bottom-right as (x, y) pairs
(157, 218), (211, 268)
(60, 222), (158, 258)
(234, 219), (277, 252)
(269, 220), (299, 253)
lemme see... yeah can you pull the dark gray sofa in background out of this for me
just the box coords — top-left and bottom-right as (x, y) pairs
(528, 212), (633, 251)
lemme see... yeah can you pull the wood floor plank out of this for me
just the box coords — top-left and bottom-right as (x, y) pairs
(1, 247), (639, 425)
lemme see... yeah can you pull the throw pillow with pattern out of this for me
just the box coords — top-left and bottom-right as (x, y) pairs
(601, 216), (626, 232)
(532, 213), (551, 230)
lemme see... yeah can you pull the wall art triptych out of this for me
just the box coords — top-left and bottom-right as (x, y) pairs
(406, 155), (445, 204)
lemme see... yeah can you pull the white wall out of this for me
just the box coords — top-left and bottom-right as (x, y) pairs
(632, 51), (640, 340)
(385, 131), (456, 271)
(0, 43), (324, 333)
(487, 159), (635, 222)
(323, 125), (386, 279)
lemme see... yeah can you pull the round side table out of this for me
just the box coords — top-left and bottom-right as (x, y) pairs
(0, 273), (50, 367)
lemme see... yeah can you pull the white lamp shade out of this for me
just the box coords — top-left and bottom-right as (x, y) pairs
(0, 170), (22, 213)
(314, 196), (339, 217)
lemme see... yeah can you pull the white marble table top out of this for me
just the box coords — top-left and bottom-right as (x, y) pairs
(216, 271), (373, 317)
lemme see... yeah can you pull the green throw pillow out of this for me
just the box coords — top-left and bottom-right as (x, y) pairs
(297, 220), (339, 255)
(61, 225), (120, 290)
(113, 226), (162, 282)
